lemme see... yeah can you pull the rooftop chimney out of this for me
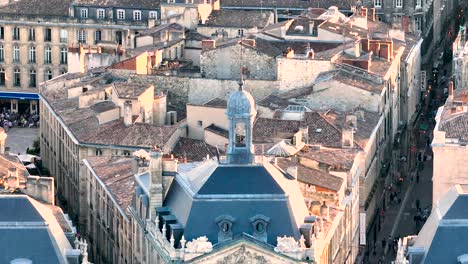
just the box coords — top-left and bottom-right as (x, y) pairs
(320, 201), (329, 221)
(369, 8), (376, 21)
(149, 148), (163, 221)
(242, 39), (256, 47)
(342, 126), (354, 148)
(449, 81), (454, 101)
(124, 101), (132, 127)
(360, 7), (368, 19)
(202, 40), (216, 51)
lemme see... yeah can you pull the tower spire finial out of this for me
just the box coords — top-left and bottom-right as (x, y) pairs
(238, 73), (244, 91)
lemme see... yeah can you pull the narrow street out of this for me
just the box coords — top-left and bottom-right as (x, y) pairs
(365, 15), (459, 262)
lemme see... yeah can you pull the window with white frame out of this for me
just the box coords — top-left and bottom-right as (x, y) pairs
(60, 29), (68, 43)
(12, 27), (20, 40)
(149, 11), (157, 19)
(14, 68), (20, 86)
(45, 46), (52, 64)
(0, 45), (4, 62)
(416, 0), (422, 7)
(28, 28), (35, 41)
(45, 69), (53, 80)
(29, 69), (36, 87)
(117, 9), (125, 20)
(78, 29), (86, 44)
(395, 0), (402, 8)
(13, 45), (20, 63)
(80, 8), (88, 18)
(94, 30), (102, 43)
(374, 0), (382, 7)
(97, 9), (105, 19)
(133, 10), (141, 20)
(60, 47), (67, 64)
(29, 46), (36, 63)
(0, 68), (5, 85)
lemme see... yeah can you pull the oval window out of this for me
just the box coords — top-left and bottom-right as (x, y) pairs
(256, 222), (264, 233)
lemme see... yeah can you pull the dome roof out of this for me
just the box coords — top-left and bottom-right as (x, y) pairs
(226, 86), (257, 117)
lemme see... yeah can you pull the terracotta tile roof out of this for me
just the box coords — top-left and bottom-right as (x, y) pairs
(202, 10), (273, 28)
(113, 82), (150, 99)
(253, 109), (379, 149)
(187, 30), (210, 41)
(138, 23), (184, 37)
(172, 138), (217, 162)
(258, 94), (298, 110)
(86, 156), (135, 213)
(253, 118), (303, 143)
(220, 0), (352, 10)
(439, 91), (468, 142)
(276, 158), (343, 192)
(90, 101), (118, 113)
(41, 73), (179, 149)
(203, 98), (227, 108)
(0, 0), (73, 16)
(75, 0), (160, 8)
(297, 146), (359, 170)
(315, 69), (384, 93)
(45, 204), (74, 233)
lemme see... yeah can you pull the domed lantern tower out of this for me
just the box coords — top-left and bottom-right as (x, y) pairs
(226, 81), (256, 164)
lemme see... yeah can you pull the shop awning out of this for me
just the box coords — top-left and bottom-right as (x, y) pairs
(0, 92), (39, 100)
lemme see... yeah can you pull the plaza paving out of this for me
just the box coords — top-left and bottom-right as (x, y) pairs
(4, 127), (40, 155)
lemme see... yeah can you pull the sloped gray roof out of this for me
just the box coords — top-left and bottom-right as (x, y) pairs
(424, 226), (468, 264)
(0, 228), (62, 264)
(158, 160), (309, 245)
(0, 196), (44, 222)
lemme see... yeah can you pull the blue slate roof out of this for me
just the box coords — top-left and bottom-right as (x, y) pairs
(424, 226), (468, 264)
(197, 165), (285, 195)
(0, 228), (61, 264)
(443, 195), (468, 220)
(0, 196), (44, 222)
(161, 161), (308, 245)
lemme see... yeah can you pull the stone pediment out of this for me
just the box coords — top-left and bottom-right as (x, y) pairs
(186, 238), (300, 264)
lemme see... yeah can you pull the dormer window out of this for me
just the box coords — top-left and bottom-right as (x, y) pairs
(117, 9), (125, 20)
(80, 8), (88, 18)
(97, 9), (105, 19)
(250, 215), (270, 242)
(215, 215), (235, 242)
(95, 149), (102, 156)
(149, 11), (157, 19)
(133, 10), (141, 20)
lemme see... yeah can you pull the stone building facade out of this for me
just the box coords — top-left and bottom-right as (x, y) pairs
(432, 84), (468, 205)
(83, 156), (135, 264)
(0, 0), (152, 111)
(39, 71), (184, 232)
(453, 24), (468, 90)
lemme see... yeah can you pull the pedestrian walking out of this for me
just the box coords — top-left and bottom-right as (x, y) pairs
(382, 239), (386, 250)
(416, 199), (420, 210)
(416, 173), (420, 183)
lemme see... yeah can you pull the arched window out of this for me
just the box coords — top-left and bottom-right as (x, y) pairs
(13, 68), (20, 86)
(0, 68), (5, 86)
(29, 46), (36, 63)
(44, 46), (52, 64)
(250, 215), (270, 242)
(60, 47), (68, 64)
(45, 69), (53, 81)
(215, 215), (235, 242)
(29, 69), (36, 87)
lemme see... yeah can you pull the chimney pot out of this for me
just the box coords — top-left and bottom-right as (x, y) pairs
(449, 81), (454, 100)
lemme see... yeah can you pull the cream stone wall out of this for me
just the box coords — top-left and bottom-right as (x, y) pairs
(277, 58), (332, 91)
(432, 141), (468, 205)
(187, 104), (228, 140)
(204, 129), (228, 150)
(200, 43), (277, 80)
(0, 16), (146, 93)
(297, 80), (381, 113)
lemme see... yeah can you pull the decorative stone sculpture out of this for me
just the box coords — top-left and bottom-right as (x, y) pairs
(274, 236), (301, 253)
(185, 236), (213, 253)
(217, 245), (267, 264)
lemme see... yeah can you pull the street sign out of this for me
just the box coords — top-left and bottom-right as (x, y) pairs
(421, 71), (427, 91)
(359, 213), (366, 245)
